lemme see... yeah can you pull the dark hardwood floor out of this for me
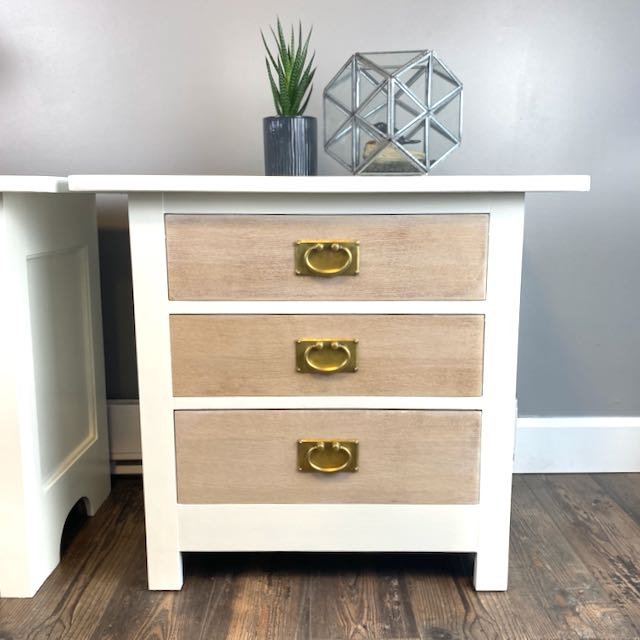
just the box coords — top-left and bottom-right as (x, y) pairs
(1, 474), (639, 640)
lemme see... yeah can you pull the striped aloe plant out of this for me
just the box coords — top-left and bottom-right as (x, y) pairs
(261, 19), (316, 116)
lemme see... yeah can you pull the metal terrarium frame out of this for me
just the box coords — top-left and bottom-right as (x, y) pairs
(323, 50), (463, 175)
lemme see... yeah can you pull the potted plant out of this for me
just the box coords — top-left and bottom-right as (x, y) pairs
(262, 19), (317, 176)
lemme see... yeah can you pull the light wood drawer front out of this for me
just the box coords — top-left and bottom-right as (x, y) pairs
(170, 314), (484, 397)
(165, 214), (488, 300)
(175, 410), (481, 504)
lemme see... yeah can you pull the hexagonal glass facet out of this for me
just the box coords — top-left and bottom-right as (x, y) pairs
(323, 50), (462, 174)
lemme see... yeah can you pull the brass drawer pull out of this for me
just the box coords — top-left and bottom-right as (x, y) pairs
(296, 339), (358, 374)
(305, 341), (350, 373)
(295, 240), (360, 277)
(297, 439), (359, 473)
(305, 243), (352, 276)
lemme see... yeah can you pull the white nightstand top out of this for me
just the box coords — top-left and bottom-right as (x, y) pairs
(0, 176), (68, 193)
(67, 174), (591, 194)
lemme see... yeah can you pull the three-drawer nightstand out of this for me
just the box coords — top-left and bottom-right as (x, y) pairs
(68, 174), (590, 591)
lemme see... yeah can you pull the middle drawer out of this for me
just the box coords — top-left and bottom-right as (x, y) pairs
(170, 314), (484, 397)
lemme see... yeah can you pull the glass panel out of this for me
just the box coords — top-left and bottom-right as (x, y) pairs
(360, 51), (426, 74)
(432, 91), (462, 141)
(355, 57), (386, 108)
(325, 123), (354, 171)
(354, 120), (387, 172)
(393, 83), (426, 135)
(325, 59), (354, 111)
(397, 59), (429, 109)
(428, 119), (458, 168)
(360, 141), (422, 174)
(430, 56), (460, 108)
(398, 120), (427, 170)
(324, 97), (352, 145)
(356, 85), (389, 134)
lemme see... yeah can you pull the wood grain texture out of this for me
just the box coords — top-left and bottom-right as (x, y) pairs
(310, 555), (420, 640)
(505, 475), (637, 639)
(165, 214), (488, 301)
(1, 474), (638, 640)
(404, 554), (475, 640)
(170, 314), (484, 397)
(0, 479), (142, 640)
(524, 474), (640, 633)
(213, 562), (310, 640)
(175, 410), (481, 505)
(593, 473), (640, 524)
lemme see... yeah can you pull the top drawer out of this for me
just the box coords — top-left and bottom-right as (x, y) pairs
(165, 214), (488, 301)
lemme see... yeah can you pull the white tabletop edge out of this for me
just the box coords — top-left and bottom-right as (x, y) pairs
(0, 176), (68, 193)
(67, 175), (591, 194)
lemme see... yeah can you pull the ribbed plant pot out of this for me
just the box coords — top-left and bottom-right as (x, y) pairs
(263, 116), (317, 176)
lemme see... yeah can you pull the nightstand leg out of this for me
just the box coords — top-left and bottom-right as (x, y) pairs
(129, 194), (184, 591)
(472, 400), (516, 592)
(473, 546), (509, 591)
(473, 197), (524, 591)
(145, 543), (183, 591)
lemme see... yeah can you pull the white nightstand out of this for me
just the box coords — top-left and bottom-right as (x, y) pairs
(0, 177), (110, 597)
(69, 174), (589, 592)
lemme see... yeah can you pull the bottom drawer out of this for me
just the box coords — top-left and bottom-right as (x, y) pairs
(175, 410), (481, 505)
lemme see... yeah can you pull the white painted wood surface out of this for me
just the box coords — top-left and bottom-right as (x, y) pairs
(115, 176), (589, 593)
(0, 188), (110, 598)
(160, 192), (498, 216)
(473, 195), (525, 590)
(169, 301), (487, 315)
(68, 174), (590, 193)
(0, 176), (68, 193)
(178, 505), (479, 552)
(128, 194), (183, 590)
(515, 417), (640, 473)
(171, 396), (485, 410)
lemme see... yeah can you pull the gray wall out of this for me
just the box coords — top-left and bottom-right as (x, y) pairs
(1, 0), (639, 415)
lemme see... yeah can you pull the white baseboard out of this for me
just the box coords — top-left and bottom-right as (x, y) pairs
(107, 400), (142, 474)
(106, 401), (640, 475)
(514, 417), (640, 473)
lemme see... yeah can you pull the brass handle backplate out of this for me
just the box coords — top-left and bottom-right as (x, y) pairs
(295, 339), (358, 374)
(295, 240), (360, 277)
(297, 439), (359, 473)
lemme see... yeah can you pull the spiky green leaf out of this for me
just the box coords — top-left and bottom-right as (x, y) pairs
(262, 19), (315, 115)
(290, 53), (315, 111)
(292, 67), (315, 114)
(277, 61), (291, 114)
(289, 24), (294, 62)
(276, 19), (289, 68)
(298, 86), (313, 115)
(265, 59), (282, 115)
(261, 30), (279, 73)
(288, 24), (311, 106)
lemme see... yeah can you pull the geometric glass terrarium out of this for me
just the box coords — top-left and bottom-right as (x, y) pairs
(323, 50), (462, 174)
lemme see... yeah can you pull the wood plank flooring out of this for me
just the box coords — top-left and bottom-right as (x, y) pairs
(1, 474), (639, 640)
